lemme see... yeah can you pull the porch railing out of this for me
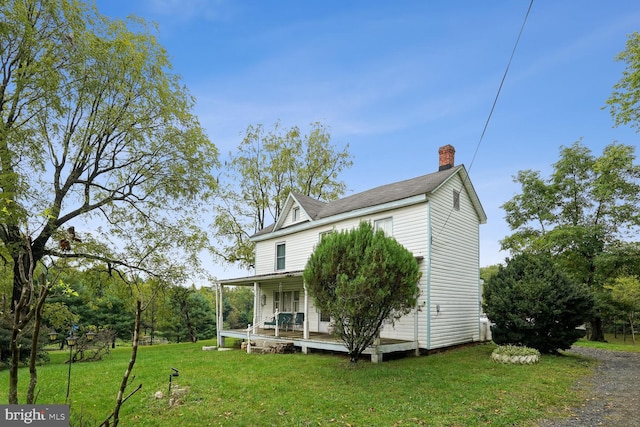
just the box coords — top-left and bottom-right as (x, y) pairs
(245, 310), (283, 353)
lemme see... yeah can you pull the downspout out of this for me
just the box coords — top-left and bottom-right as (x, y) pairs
(426, 201), (432, 350)
(477, 224), (483, 341)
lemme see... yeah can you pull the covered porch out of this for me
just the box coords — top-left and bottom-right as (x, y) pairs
(215, 271), (419, 362)
(221, 326), (419, 363)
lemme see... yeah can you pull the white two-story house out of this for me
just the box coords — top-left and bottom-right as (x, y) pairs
(217, 145), (487, 362)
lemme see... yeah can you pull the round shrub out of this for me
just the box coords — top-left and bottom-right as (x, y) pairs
(483, 253), (594, 354)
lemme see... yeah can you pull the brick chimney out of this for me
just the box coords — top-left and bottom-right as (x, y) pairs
(438, 145), (455, 171)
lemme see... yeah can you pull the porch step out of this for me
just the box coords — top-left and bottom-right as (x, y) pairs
(242, 340), (295, 354)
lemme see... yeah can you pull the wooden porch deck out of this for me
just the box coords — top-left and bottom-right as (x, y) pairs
(219, 327), (419, 362)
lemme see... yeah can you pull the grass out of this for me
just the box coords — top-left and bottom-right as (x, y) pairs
(0, 340), (602, 427)
(574, 333), (640, 353)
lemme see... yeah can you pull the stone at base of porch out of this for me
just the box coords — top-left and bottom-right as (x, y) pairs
(242, 340), (295, 354)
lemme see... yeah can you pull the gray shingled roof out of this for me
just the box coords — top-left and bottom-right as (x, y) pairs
(253, 166), (463, 237)
(313, 166), (461, 219)
(290, 192), (327, 219)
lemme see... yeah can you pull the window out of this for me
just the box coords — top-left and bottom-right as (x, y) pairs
(293, 291), (300, 312)
(273, 291), (280, 311)
(276, 243), (286, 270)
(292, 207), (300, 222)
(374, 217), (393, 236)
(319, 229), (334, 241)
(273, 290), (300, 312)
(453, 190), (460, 211)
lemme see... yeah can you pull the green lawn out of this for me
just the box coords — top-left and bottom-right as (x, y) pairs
(574, 333), (640, 352)
(0, 340), (606, 426)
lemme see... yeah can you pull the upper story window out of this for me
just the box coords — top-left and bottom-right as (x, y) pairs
(292, 207), (300, 222)
(319, 229), (335, 241)
(275, 242), (286, 270)
(374, 217), (393, 236)
(453, 190), (460, 211)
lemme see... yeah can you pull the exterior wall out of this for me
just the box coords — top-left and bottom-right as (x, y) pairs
(254, 202), (429, 275)
(279, 202), (310, 228)
(254, 202), (430, 343)
(252, 174), (482, 351)
(426, 175), (481, 349)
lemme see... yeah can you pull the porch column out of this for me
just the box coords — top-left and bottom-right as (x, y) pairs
(253, 282), (259, 330)
(303, 281), (310, 340)
(218, 284), (225, 347)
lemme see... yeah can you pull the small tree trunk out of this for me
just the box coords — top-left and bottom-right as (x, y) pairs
(105, 301), (142, 427)
(589, 316), (606, 342)
(27, 273), (52, 404)
(630, 313), (636, 345)
(9, 327), (20, 404)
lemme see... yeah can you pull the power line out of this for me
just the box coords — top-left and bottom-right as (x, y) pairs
(438, 0), (534, 236)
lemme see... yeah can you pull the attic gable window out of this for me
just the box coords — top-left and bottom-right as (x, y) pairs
(292, 207), (300, 222)
(453, 190), (460, 211)
(275, 242), (286, 270)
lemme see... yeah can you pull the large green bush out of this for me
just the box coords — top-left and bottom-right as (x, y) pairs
(483, 253), (594, 353)
(303, 221), (421, 363)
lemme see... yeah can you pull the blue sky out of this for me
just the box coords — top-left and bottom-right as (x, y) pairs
(95, 1), (640, 280)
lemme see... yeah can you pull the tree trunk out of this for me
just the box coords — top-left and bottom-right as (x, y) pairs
(630, 313), (636, 345)
(9, 246), (36, 404)
(182, 302), (197, 343)
(589, 316), (606, 342)
(27, 273), (52, 404)
(102, 300), (142, 427)
(9, 327), (20, 404)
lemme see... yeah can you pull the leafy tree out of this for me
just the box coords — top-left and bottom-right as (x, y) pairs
(303, 221), (421, 363)
(483, 253), (594, 354)
(606, 276), (640, 344)
(0, 0), (217, 406)
(223, 287), (254, 329)
(501, 141), (640, 341)
(162, 286), (216, 342)
(607, 32), (640, 131)
(213, 121), (352, 268)
(480, 264), (502, 283)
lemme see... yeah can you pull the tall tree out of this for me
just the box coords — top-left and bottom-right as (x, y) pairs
(0, 0), (217, 404)
(606, 276), (640, 344)
(607, 32), (640, 132)
(212, 121), (352, 268)
(501, 141), (640, 341)
(303, 221), (421, 363)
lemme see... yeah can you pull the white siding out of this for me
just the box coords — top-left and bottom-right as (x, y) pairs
(427, 174), (481, 349)
(279, 203), (311, 228)
(252, 174), (482, 351)
(254, 202), (429, 275)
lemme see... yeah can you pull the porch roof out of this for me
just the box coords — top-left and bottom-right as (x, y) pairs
(218, 270), (304, 287)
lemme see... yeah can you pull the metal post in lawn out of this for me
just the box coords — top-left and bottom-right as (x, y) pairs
(65, 332), (78, 402)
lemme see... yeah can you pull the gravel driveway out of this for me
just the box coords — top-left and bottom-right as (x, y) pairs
(538, 346), (640, 427)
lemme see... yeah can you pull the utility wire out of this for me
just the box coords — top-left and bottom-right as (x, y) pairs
(438, 0), (534, 236)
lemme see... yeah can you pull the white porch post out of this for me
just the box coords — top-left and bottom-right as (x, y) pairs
(218, 284), (225, 347)
(253, 282), (259, 333)
(303, 282), (309, 340)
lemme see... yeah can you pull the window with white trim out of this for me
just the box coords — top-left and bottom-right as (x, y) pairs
(319, 229), (335, 241)
(453, 190), (460, 211)
(374, 217), (393, 236)
(275, 242), (286, 270)
(273, 290), (300, 312)
(292, 207), (300, 222)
